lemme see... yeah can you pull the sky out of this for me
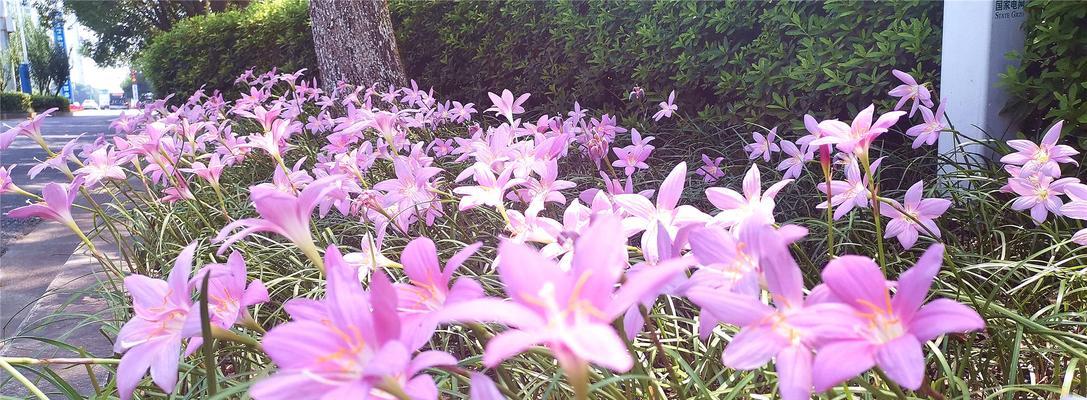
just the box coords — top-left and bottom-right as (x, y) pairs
(67, 20), (128, 93)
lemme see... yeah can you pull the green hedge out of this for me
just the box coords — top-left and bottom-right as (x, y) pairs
(139, 0), (317, 99)
(1, 92), (32, 114)
(1001, 0), (1087, 143)
(391, 1), (942, 127)
(30, 94), (69, 112)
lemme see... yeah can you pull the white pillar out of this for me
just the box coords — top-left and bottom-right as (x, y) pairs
(938, 0), (1027, 164)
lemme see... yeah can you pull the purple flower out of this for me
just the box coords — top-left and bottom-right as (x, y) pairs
(486, 89), (530, 123)
(611, 145), (650, 176)
(251, 247), (456, 400)
(395, 237), (484, 348)
(744, 127), (781, 162)
(887, 69), (934, 117)
(696, 154), (725, 182)
(904, 99), (947, 149)
(706, 164), (792, 229)
(182, 250), (269, 353)
(436, 217), (690, 377)
(777, 139), (812, 179)
(811, 105), (906, 155)
(114, 243), (196, 400)
(652, 90), (677, 121)
(880, 181), (951, 249)
(812, 244), (984, 391)
(1000, 121), (1079, 178)
(7, 177), (84, 230)
(614, 162), (708, 263)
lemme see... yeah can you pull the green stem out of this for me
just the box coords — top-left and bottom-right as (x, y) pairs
(199, 274), (219, 397)
(859, 152), (887, 270)
(0, 357), (49, 400)
(821, 160), (835, 258)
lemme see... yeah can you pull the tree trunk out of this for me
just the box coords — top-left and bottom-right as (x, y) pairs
(308, 0), (407, 92)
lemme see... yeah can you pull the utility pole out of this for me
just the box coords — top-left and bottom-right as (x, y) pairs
(15, 0), (31, 93)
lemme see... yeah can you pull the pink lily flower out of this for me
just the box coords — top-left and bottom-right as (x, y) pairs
(744, 127), (781, 162)
(436, 217), (690, 379)
(74, 146), (127, 187)
(812, 244), (984, 391)
(182, 250), (269, 354)
(687, 225), (858, 400)
(904, 98), (947, 148)
(395, 238), (484, 348)
(817, 157), (880, 220)
(652, 90), (677, 121)
(114, 243), (196, 400)
(450, 101), (477, 123)
(696, 154), (725, 182)
(614, 162), (708, 263)
(486, 89), (530, 123)
(1006, 174), (1079, 224)
(180, 153), (226, 187)
(5, 107), (57, 146)
(706, 164), (792, 229)
(0, 165), (16, 194)
(214, 175), (343, 257)
(250, 247), (456, 400)
(887, 69), (934, 117)
(777, 139), (812, 179)
(880, 181), (951, 249)
(611, 144), (651, 176)
(811, 105), (906, 155)
(1000, 121), (1079, 177)
(453, 164), (524, 211)
(7, 177), (84, 230)
(28, 136), (81, 179)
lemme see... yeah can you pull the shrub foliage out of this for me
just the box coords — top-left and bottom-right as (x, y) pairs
(392, 0), (942, 126)
(1, 91), (31, 113)
(29, 94), (69, 112)
(139, 0), (317, 99)
(1001, 0), (1087, 143)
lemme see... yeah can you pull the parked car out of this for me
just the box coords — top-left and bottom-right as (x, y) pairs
(108, 93), (129, 110)
(81, 99), (100, 110)
(69, 103), (84, 112)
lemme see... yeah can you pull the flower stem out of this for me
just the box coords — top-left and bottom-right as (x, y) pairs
(858, 152), (887, 270)
(821, 158), (835, 258)
(0, 357), (49, 400)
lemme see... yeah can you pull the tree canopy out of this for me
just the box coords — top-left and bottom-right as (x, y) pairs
(62, 0), (251, 66)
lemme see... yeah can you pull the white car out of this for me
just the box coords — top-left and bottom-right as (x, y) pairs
(81, 100), (100, 110)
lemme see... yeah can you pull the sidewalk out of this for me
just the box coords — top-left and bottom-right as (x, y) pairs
(0, 207), (117, 398)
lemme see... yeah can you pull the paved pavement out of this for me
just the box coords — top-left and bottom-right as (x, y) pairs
(0, 111), (122, 397)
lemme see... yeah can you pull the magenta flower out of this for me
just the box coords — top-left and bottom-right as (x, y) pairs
(450, 101), (477, 123)
(395, 238), (484, 348)
(812, 105), (906, 155)
(75, 146), (127, 187)
(1006, 174), (1078, 224)
(696, 154), (725, 182)
(687, 225), (857, 400)
(180, 153), (226, 187)
(816, 157), (878, 220)
(652, 90), (678, 121)
(114, 243), (196, 400)
(777, 139), (812, 179)
(745, 127), (781, 162)
(182, 250), (269, 353)
(454, 165), (524, 211)
(887, 69), (934, 117)
(812, 244), (984, 391)
(436, 217), (690, 378)
(880, 181), (951, 249)
(5, 107), (57, 146)
(904, 99), (947, 149)
(706, 164), (792, 229)
(614, 162), (708, 263)
(7, 177), (84, 230)
(214, 175), (343, 261)
(612, 144), (650, 176)
(0, 165), (15, 194)
(999, 121), (1079, 177)
(251, 247), (455, 399)
(486, 89), (530, 123)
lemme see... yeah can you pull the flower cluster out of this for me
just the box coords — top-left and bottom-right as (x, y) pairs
(18, 65), (1087, 399)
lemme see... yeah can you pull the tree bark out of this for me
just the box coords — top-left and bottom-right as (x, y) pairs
(308, 0), (407, 92)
